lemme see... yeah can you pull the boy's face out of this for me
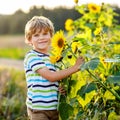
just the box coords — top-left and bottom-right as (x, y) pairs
(30, 29), (51, 53)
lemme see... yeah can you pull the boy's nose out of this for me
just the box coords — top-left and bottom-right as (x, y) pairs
(39, 35), (44, 39)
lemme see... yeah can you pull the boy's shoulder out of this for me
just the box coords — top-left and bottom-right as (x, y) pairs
(24, 50), (37, 60)
(24, 50), (39, 64)
(24, 50), (49, 62)
(25, 50), (36, 56)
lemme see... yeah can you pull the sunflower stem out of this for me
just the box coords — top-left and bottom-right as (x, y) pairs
(67, 44), (77, 59)
(87, 69), (120, 101)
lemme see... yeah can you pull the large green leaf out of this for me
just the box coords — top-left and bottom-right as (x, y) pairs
(106, 75), (120, 85)
(80, 57), (99, 71)
(59, 102), (73, 120)
(77, 82), (97, 99)
(85, 23), (95, 29)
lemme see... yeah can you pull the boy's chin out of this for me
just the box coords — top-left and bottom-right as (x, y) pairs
(36, 46), (48, 51)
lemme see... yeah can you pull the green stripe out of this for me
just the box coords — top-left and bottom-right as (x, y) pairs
(27, 102), (57, 109)
(29, 87), (32, 90)
(43, 58), (49, 61)
(32, 89), (57, 93)
(26, 73), (39, 78)
(28, 54), (37, 59)
(24, 54), (37, 63)
(33, 104), (57, 109)
(34, 66), (43, 71)
(27, 102), (32, 105)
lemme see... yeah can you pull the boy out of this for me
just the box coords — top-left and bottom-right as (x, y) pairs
(24, 16), (84, 120)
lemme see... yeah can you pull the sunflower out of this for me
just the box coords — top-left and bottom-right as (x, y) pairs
(71, 41), (82, 56)
(74, 0), (79, 4)
(50, 54), (62, 64)
(50, 49), (63, 63)
(88, 3), (101, 13)
(65, 19), (74, 31)
(51, 30), (66, 53)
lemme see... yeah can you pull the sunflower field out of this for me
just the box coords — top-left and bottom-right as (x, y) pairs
(50, 2), (120, 120)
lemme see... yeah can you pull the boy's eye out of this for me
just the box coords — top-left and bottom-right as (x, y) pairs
(34, 34), (39, 37)
(43, 32), (48, 35)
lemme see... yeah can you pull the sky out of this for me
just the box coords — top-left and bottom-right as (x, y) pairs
(0, 0), (120, 15)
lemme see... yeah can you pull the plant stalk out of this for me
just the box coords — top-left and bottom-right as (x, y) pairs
(87, 69), (120, 101)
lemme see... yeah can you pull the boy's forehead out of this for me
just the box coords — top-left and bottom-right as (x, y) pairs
(35, 28), (49, 33)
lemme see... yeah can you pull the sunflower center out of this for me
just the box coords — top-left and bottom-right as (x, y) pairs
(91, 6), (97, 11)
(57, 38), (64, 48)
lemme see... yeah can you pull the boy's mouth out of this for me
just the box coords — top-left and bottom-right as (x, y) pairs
(38, 40), (48, 44)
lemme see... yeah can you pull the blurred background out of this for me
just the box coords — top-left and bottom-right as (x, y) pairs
(0, 0), (120, 63)
(0, 0), (120, 119)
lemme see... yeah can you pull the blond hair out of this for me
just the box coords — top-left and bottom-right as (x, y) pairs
(25, 16), (54, 44)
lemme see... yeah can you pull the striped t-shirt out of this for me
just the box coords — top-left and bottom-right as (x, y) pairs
(24, 50), (59, 110)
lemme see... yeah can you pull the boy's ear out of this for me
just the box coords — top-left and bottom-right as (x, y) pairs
(25, 38), (33, 46)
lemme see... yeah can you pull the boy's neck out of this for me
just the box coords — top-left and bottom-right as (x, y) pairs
(33, 49), (49, 55)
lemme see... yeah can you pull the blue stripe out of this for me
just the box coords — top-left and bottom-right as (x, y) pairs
(46, 63), (55, 67)
(28, 92), (32, 96)
(29, 58), (42, 63)
(32, 94), (57, 99)
(46, 63), (51, 66)
(27, 79), (48, 83)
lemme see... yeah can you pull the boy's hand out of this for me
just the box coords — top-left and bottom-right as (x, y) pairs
(75, 56), (85, 71)
(58, 86), (66, 95)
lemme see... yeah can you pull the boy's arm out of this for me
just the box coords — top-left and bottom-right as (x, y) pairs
(36, 56), (84, 82)
(36, 65), (78, 82)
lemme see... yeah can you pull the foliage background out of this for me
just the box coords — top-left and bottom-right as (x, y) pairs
(0, 67), (27, 120)
(0, 5), (120, 35)
(50, 2), (120, 120)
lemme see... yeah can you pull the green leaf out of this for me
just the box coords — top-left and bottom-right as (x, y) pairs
(76, 110), (84, 119)
(106, 75), (120, 85)
(73, 37), (86, 43)
(70, 97), (79, 107)
(80, 57), (99, 71)
(77, 82), (97, 99)
(104, 58), (120, 63)
(59, 102), (73, 120)
(85, 23), (95, 29)
(114, 54), (120, 59)
(109, 41), (120, 44)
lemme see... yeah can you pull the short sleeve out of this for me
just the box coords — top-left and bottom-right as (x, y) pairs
(29, 54), (45, 72)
